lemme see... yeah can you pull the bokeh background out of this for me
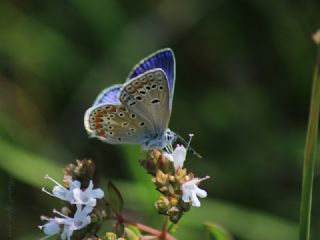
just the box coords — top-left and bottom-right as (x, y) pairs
(1, 0), (320, 239)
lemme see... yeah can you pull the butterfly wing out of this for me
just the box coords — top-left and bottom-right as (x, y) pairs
(127, 48), (175, 112)
(120, 69), (170, 137)
(84, 49), (175, 148)
(84, 103), (153, 144)
(93, 84), (122, 105)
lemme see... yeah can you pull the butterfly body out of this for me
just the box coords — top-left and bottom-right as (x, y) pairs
(84, 49), (176, 150)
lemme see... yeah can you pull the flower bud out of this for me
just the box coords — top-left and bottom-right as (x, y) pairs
(175, 168), (187, 181)
(155, 196), (170, 214)
(168, 206), (183, 224)
(169, 197), (178, 206)
(105, 232), (117, 240)
(155, 170), (169, 186)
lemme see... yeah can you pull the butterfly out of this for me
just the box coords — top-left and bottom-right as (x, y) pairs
(84, 48), (177, 150)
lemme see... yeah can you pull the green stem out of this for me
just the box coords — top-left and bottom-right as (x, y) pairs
(299, 34), (320, 240)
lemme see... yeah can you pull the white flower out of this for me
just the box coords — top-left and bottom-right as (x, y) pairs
(72, 180), (104, 207)
(42, 175), (104, 208)
(164, 144), (187, 170)
(181, 176), (210, 207)
(42, 175), (80, 203)
(164, 133), (198, 170)
(58, 205), (91, 240)
(39, 205), (91, 240)
(38, 217), (60, 239)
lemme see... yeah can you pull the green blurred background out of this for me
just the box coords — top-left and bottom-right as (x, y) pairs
(1, 0), (320, 239)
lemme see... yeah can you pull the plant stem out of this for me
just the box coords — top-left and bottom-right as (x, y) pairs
(121, 217), (176, 240)
(123, 218), (161, 236)
(299, 31), (320, 240)
(161, 216), (169, 239)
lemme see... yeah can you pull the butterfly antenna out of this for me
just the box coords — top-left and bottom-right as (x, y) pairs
(176, 133), (202, 158)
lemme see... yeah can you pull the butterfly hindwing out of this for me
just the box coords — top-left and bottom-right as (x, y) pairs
(120, 69), (170, 135)
(84, 104), (152, 144)
(127, 48), (175, 112)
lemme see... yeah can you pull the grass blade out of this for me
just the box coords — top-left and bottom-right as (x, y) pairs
(299, 30), (320, 240)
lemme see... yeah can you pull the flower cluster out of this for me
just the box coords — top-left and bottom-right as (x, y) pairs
(140, 135), (210, 223)
(39, 160), (106, 240)
(39, 137), (210, 239)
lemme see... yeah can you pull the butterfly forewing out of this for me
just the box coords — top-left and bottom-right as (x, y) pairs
(127, 49), (175, 113)
(84, 104), (152, 144)
(120, 69), (170, 136)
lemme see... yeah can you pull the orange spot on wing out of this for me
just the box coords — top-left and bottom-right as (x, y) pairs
(96, 113), (104, 118)
(127, 88), (135, 93)
(107, 106), (117, 112)
(95, 117), (103, 123)
(97, 129), (105, 136)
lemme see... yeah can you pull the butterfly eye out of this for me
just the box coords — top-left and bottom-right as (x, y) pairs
(147, 74), (153, 79)
(118, 112), (125, 117)
(107, 126), (113, 130)
(158, 85), (164, 91)
(130, 113), (136, 119)
(109, 131), (114, 136)
(130, 128), (136, 132)
(118, 137), (122, 141)
(145, 86), (151, 91)
(139, 122), (145, 127)
(151, 84), (157, 89)
(109, 114), (115, 118)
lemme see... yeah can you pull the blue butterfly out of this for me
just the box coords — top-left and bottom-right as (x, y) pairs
(84, 48), (176, 150)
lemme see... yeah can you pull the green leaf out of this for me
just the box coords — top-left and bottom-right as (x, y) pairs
(204, 222), (233, 240)
(107, 181), (124, 215)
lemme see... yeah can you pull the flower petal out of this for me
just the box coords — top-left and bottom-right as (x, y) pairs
(69, 180), (81, 190)
(172, 145), (187, 169)
(42, 220), (60, 235)
(72, 188), (83, 203)
(163, 152), (174, 162)
(195, 187), (207, 198)
(92, 188), (104, 199)
(52, 186), (69, 201)
(191, 192), (201, 207)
